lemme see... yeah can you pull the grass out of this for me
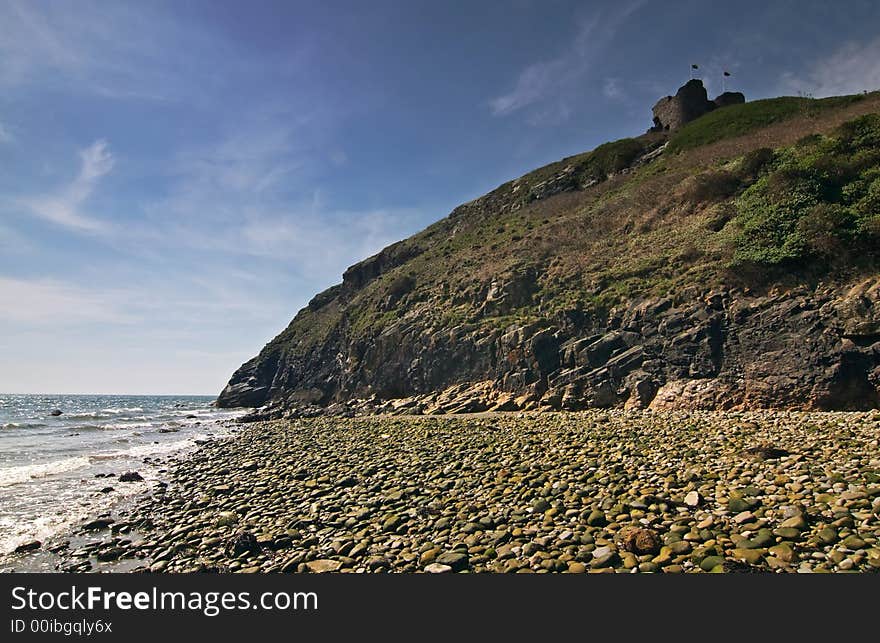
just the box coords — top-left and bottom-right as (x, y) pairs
(667, 94), (868, 153)
(257, 96), (880, 368)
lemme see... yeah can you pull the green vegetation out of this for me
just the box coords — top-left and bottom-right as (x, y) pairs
(578, 138), (652, 182)
(258, 94), (880, 362)
(521, 135), (659, 191)
(668, 94), (868, 153)
(730, 113), (880, 267)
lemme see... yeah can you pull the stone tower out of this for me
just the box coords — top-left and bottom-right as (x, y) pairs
(651, 79), (745, 132)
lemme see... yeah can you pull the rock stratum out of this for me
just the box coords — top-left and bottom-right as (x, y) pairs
(218, 84), (880, 417)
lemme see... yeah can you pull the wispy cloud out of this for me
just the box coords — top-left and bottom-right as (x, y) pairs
(236, 207), (423, 270)
(0, 271), (289, 330)
(0, 223), (32, 254)
(19, 140), (114, 232)
(131, 114), (422, 283)
(0, 1), (215, 102)
(0, 121), (11, 143)
(0, 276), (134, 325)
(602, 77), (623, 101)
(488, 1), (646, 121)
(780, 35), (880, 97)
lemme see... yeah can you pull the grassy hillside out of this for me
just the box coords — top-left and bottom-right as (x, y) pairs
(242, 90), (880, 392)
(667, 94), (868, 152)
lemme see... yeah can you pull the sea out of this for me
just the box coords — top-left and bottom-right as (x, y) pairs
(0, 393), (245, 568)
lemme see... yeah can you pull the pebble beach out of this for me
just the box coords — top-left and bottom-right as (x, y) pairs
(30, 410), (880, 573)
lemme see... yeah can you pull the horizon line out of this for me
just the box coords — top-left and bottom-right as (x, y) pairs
(0, 391), (218, 397)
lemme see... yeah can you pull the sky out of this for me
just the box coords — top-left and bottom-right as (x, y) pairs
(1, 0), (879, 395)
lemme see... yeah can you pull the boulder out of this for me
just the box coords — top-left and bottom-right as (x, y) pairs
(618, 527), (661, 555)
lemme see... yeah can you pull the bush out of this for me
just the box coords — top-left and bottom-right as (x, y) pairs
(796, 203), (854, 256)
(861, 215), (880, 238)
(580, 138), (649, 182)
(385, 274), (415, 303)
(684, 170), (741, 203)
(739, 148), (774, 179)
(729, 113), (880, 268)
(704, 203), (736, 231)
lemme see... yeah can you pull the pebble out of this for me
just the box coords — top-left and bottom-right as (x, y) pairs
(50, 410), (880, 574)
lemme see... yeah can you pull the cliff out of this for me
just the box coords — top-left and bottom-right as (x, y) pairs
(218, 86), (880, 416)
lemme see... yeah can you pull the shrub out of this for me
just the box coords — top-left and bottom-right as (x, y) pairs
(729, 112), (880, 268)
(683, 170), (741, 203)
(704, 203), (736, 231)
(386, 274), (415, 302)
(739, 147), (774, 179)
(796, 203), (854, 256)
(861, 215), (880, 239)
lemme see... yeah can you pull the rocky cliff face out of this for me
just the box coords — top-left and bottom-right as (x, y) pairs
(218, 88), (880, 416)
(219, 278), (880, 415)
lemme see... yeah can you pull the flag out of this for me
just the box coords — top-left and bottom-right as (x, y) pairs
(723, 71), (731, 77)
(691, 64), (699, 70)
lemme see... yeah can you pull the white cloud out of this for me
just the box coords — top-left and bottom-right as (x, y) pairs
(237, 207), (422, 270)
(0, 276), (134, 325)
(0, 1), (85, 85)
(19, 140), (113, 232)
(0, 122), (11, 143)
(781, 36), (880, 97)
(0, 273), (292, 394)
(130, 114), (424, 283)
(489, 1), (645, 120)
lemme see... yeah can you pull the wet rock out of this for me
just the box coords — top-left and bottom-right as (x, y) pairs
(119, 471), (144, 483)
(14, 540), (41, 553)
(82, 518), (114, 531)
(227, 531), (260, 556)
(744, 442), (789, 460)
(96, 547), (126, 562)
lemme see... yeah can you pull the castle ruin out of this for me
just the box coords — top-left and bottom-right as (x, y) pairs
(650, 79), (745, 132)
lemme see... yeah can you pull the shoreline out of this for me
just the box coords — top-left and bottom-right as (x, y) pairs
(0, 417), (242, 573)
(6, 409), (880, 573)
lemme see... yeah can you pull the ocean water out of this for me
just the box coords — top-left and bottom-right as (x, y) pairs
(0, 394), (244, 566)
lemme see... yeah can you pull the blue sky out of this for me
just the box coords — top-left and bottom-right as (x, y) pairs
(1, 0), (879, 395)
